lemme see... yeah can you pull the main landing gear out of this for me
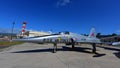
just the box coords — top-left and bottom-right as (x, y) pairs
(71, 38), (75, 49)
(53, 43), (57, 53)
(92, 43), (97, 54)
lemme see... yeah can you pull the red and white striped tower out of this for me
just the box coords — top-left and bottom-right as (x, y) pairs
(22, 21), (27, 36)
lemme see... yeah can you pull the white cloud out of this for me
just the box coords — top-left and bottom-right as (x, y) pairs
(57, 0), (71, 7)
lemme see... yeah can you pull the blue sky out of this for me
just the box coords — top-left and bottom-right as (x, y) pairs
(0, 0), (120, 34)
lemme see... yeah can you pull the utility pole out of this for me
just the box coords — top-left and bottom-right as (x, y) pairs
(11, 22), (15, 40)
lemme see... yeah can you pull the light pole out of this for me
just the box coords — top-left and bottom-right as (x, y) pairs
(11, 22), (15, 40)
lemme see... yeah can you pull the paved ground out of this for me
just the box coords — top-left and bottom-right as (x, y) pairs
(0, 43), (120, 68)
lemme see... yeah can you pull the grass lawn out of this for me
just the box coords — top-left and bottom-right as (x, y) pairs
(0, 41), (24, 50)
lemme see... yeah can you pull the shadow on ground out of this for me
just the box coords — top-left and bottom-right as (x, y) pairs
(12, 48), (53, 53)
(93, 53), (106, 57)
(11, 46), (106, 57)
(113, 52), (120, 59)
(11, 46), (92, 53)
(97, 46), (120, 59)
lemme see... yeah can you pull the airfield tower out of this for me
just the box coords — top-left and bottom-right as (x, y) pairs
(22, 21), (27, 36)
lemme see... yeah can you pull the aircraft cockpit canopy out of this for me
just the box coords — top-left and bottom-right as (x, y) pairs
(59, 31), (70, 35)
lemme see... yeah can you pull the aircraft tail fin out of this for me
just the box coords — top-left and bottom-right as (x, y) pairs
(88, 27), (96, 38)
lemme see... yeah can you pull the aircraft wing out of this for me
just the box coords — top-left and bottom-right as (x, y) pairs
(13, 34), (72, 43)
(13, 33), (101, 44)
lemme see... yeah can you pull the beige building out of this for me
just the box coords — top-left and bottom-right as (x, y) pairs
(17, 30), (51, 38)
(27, 30), (50, 37)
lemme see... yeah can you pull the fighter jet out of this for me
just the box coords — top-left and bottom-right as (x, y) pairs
(13, 28), (101, 53)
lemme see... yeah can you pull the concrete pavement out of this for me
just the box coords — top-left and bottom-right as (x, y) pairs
(0, 43), (120, 68)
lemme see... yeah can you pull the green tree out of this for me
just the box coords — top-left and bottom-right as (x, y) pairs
(96, 33), (101, 38)
(111, 33), (117, 36)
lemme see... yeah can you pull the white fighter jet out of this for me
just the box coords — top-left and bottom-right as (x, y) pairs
(13, 28), (101, 53)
